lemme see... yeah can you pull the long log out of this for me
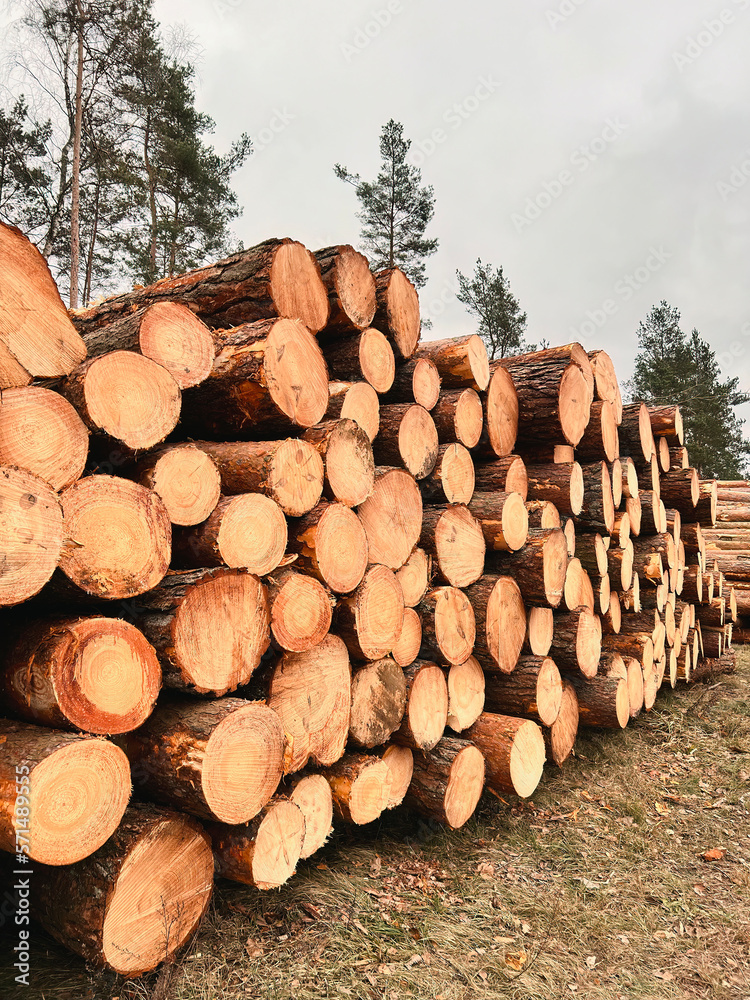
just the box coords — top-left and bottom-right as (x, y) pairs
(420, 442), (475, 505)
(420, 504), (486, 588)
(567, 673), (629, 728)
(492, 527), (569, 608)
(474, 455), (528, 500)
(324, 753), (393, 824)
(495, 357), (590, 446)
(393, 660), (449, 751)
(575, 461), (614, 533)
(314, 244), (377, 334)
(484, 655), (562, 726)
(575, 399), (619, 462)
(0, 719), (130, 865)
(404, 736), (485, 829)
(465, 574), (525, 674)
(417, 586), (476, 666)
(414, 334), (490, 391)
(550, 607), (602, 677)
(349, 657), (407, 749)
(27, 803), (213, 976)
(357, 467), (423, 570)
(526, 462), (584, 517)
(1, 616), (161, 734)
(0, 466), (64, 606)
(302, 417), (375, 507)
(335, 564), (405, 661)
(373, 268), (420, 359)
(373, 403), (439, 479)
(124, 696), (285, 823)
(73, 236), (330, 333)
(0, 386), (88, 490)
(325, 381), (380, 442)
(288, 500), (368, 593)
(133, 443), (222, 526)
(431, 388), (484, 448)
(468, 491), (528, 552)
(466, 713), (544, 797)
(206, 796), (305, 889)
(380, 356), (441, 408)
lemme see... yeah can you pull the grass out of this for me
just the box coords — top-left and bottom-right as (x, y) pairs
(3, 648), (750, 1000)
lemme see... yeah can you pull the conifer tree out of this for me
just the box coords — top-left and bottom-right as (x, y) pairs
(456, 258), (531, 359)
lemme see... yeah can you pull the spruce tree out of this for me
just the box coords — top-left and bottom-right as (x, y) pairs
(455, 258), (531, 359)
(334, 119), (437, 288)
(627, 301), (750, 477)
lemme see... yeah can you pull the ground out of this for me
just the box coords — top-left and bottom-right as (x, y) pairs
(2, 648), (749, 1000)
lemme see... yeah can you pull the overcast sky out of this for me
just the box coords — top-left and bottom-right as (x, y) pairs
(155, 1), (749, 430)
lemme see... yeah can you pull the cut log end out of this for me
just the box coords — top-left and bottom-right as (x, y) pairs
(0, 466), (64, 606)
(289, 774), (333, 858)
(446, 656), (485, 732)
(268, 570), (333, 652)
(349, 657), (407, 748)
(391, 607), (423, 667)
(381, 744), (414, 808)
(358, 468), (423, 570)
(138, 301), (215, 388)
(484, 366), (519, 457)
(375, 268), (420, 358)
(543, 681), (579, 767)
(270, 241), (330, 333)
(140, 444), (221, 526)
(359, 327), (395, 391)
(443, 743), (486, 828)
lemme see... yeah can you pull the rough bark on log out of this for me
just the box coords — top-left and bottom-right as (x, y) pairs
(373, 403), (439, 479)
(567, 673), (629, 728)
(492, 528), (569, 608)
(474, 455), (528, 500)
(484, 655), (562, 726)
(404, 736), (485, 828)
(417, 586), (476, 666)
(380, 356), (441, 408)
(550, 607), (602, 678)
(466, 712), (544, 796)
(288, 500), (368, 593)
(325, 381), (380, 441)
(467, 491), (528, 552)
(324, 753), (393, 824)
(525, 462), (584, 517)
(431, 388), (484, 448)
(575, 399), (619, 462)
(575, 461), (614, 533)
(206, 797), (305, 889)
(414, 334), (490, 390)
(314, 244), (376, 334)
(495, 357), (590, 446)
(373, 268), (420, 359)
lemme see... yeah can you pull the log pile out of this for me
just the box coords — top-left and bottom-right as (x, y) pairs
(0, 222), (739, 978)
(704, 481), (750, 640)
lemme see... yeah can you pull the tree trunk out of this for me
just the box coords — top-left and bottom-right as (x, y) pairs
(124, 696), (285, 823)
(417, 586), (476, 666)
(420, 504), (486, 587)
(618, 402), (654, 462)
(322, 327), (395, 392)
(206, 797), (305, 889)
(373, 268), (420, 359)
(648, 404), (683, 445)
(0, 386), (88, 491)
(73, 237), (330, 333)
(491, 527), (569, 608)
(420, 442), (475, 504)
(466, 712), (544, 796)
(474, 455), (528, 500)
(380, 356), (441, 408)
(136, 568), (270, 696)
(549, 607), (602, 677)
(575, 533), (608, 577)
(314, 244), (376, 333)
(444, 655), (485, 732)
(465, 574), (525, 674)
(349, 657), (408, 748)
(133, 443), (222, 526)
(325, 381), (380, 442)
(483, 655), (562, 725)
(413, 334), (490, 390)
(357, 467), (423, 570)
(27, 803), (213, 976)
(393, 660), (449, 751)
(80, 301), (215, 388)
(525, 462), (584, 517)
(404, 736), (485, 829)
(495, 357), (590, 446)
(373, 403), (439, 479)
(467, 491), (529, 552)
(1, 616), (160, 735)
(265, 567), (333, 652)
(324, 753), (393, 823)
(575, 400), (619, 462)
(0, 466), (64, 607)
(335, 564), (405, 661)
(288, 500), (368, 593)
(575, 461), (615, 533)
(567, 673), (629, 728)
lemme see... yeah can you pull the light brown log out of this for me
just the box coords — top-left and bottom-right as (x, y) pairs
(0, 466), (64, 606)
(635, 453), (661, 497)
(420, 442), (475, 504)
(694, 480), (718, 527)
(373, 268), (420, 359)
(624, 656), (645, 716)
(396, 547), (432, 607)
(493, 527), (569, 608)
(379, 744), (414, 808)
(526, 462), (584, 517)
(576, 399), (619, 462)
(322, 327), (395, 392)
(315, 244), (377, 333)
(715, 502), (750, 523)
(701, 627), (723, 659)
(564, 557), (596, 612)
(564, 518), (577, 557)
(133, 443), (222, 526)
(621, 572), (641, 613)
(698, 597), (725, 629)
(136, 568), (270, 696)
(619, 402), (654, 462)
(602, 590), (622, 635)
(394, 660), (449, 751)
(588, 350), (622, 422)
(302, 417), (375, 506)
(266, 634), (351, 772)
(325, 753), (393, 823)
(620, 456), (640, 500)
(325, 381), (380, 441)
(648, 404), (683, 446)
(474, 455), (528, 500)
(349, 658), (407, 748)
(550, 607), (602, 678)
(543, 680), (579, 766)
(626, 495), (642, 537)
(74, 237), (330, 333)
(567, 673), (629, 728)
(575, 461), (614, 533)
(59, 475), (170, 600)
(61, 350), (181, 451)
(670, 446), (690, 469)
(125, 697), (284, 823)
(404, 736), (485, 828)
(468, 491), (529, 552)
(172, 493), (286, 575)
(357, 467), (423, 570)
(381, 356), (441, 408)
(27, 802), (213, 976)
(607, 540), (634, 592)
(0, 386), (88, 490)
(575, 533), (608, 577)
(374, 403), (439, 479)
(420, 504), (486, 587)
(0, 719), (130, 865)
(610, 458), (623, 507)
(1, 617), (160, 735)
(81, 301), (214, 389)
(659, 467), (700, 513)
(504, 342), (594, 402)
(391, 607), (423, 667)
(525, 499), (561, 530)
(601, 632), (654, 674)
(466, 712), (544, 796)
(414, 333), (490, 390)
(465, 574), (526, 674)
(515, 441), (576, 465)
(477, 365), (519, 457)
(431, 388), (484, 448)
(265, 567), (333, 652)
(289, 773), (333, 857)
(177, 438), (323, 518)
(444, 656), (485, 732)
(495, 357), (590, 446)
(206, 797), (305, 889)
(484, 655), (562, 726)
(335, 564), (405, 661)
(0, 222), (87, 384)
(180, 318), (329, 437)
(418, 586), (476, 666)
(524, 605), (554, 655)
(288, 500), (368, 593)
(680, 564), (703, 603)
(640, 491), (667, 534)
(657, 436), (671, 473)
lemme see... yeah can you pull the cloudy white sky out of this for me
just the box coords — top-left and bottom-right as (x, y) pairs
(145, 3), (750, 430)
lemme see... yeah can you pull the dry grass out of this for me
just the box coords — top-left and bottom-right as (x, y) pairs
(3, 648), (750, 1000)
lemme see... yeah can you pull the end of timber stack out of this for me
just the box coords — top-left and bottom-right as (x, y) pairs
(0, 221), (742, 977)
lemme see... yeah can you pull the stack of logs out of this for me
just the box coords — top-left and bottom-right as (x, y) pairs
(704, 480), (750, 645)
(0, 221), (740, 978)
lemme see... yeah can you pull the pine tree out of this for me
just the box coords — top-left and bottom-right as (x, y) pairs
(334, 119), (437, 288)
(455, 258), (531, 359)
(627, 301), (750, 477)
(0, 97), (52, 238)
